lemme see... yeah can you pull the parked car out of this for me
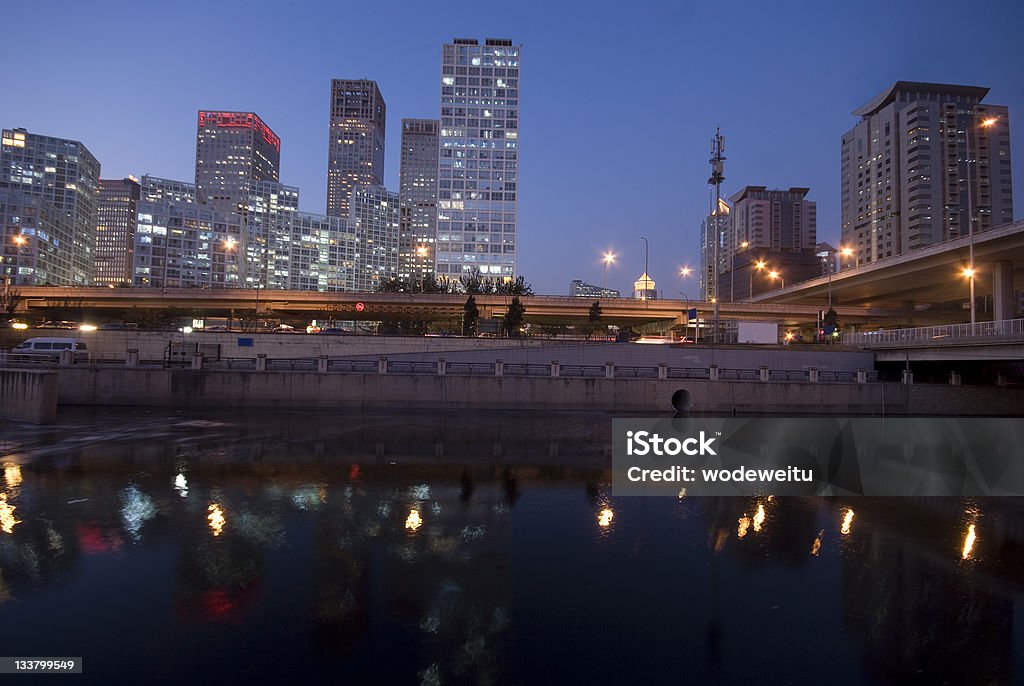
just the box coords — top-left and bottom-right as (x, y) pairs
(11, 337), (89, 361)
(273, 324), (296, 333)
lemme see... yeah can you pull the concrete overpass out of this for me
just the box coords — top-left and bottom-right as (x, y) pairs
(749, 219), (1024, 322)
(7, 286), (916, 328)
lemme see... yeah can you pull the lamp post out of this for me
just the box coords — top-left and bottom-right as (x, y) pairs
(749, 259), (766, 299)
(769, 270), (784, 289)
(602, 251), (616, 294)
(640, 236), (649, 301)
(965, 115), (998, 328)
(730, 240), (748, 303)
(678, 266), (693, 342)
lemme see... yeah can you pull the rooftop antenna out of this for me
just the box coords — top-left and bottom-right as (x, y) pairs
(708, 127), (726, 342)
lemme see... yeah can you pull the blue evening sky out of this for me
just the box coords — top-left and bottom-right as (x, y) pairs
(2, 0), (1022, 296)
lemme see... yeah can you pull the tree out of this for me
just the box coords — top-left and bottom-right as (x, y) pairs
(463, 295), (479, 336)
(586, 300), (603, 340)
(460, 269), (485, 295)
(496, 275), (534, 296)
(823, 307), (839, 344)
(376, 275), (411, 293)
(503, 296), (525, 337)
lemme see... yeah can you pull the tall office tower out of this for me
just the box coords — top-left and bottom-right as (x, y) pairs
(326, 80), (386, 218)
(724, 186), (817, 300)
(0, 189), (76, 285)
(96, 177), (141, 285)
(397, 118), (440, 279)
(841, 82), (1012, 266)
(195, 111), (281, 210)
(133, 176), (245, 289)
(436, 38), (520, 280)
(350, 185), (399, 291)
(699, 198), (730, 301)
(0, 128), (101, 285)
(288, 211), (355, 291)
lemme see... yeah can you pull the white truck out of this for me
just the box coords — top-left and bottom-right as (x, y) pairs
(736, 321), (779, 344)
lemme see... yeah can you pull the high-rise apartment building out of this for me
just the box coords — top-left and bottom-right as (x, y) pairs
(96, 177), (141, 285)
(841, 82), (1013, 265)
(721, 187), (817, 301)
(0, 128), (100, 285)
(132, 176), (245, 289)
(350, 185), (399, 291)
(436, 38), (520, 280)
(326, 80), (386, 218)
(398, 118), (440, 280)
(0, 189), (76, 285)
(699, 198), (730, 301)
(195, 111), (281, 210)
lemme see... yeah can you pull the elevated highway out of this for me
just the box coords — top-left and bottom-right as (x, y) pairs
(8, 286), (917, 328)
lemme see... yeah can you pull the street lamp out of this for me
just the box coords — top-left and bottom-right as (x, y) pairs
(749, 259), (766, 299)
(840, 246), (855, 269)
(678, 267), (694, 342)
(965, 115), (998, 328)
(769, 270), (784, 289)
(640, 236), (649, 301)
(602, 251), (616, 293)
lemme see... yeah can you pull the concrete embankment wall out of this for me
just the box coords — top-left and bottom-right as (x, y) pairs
(49, 367), (1024, 415)
(0, 369), (58, 423)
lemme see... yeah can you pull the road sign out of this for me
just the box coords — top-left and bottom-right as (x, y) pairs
(355, 302), (365, 313)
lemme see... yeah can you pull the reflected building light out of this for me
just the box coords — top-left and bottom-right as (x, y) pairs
(810, 529), (824, 556)
(737, 516), (751, 538)
(752, 502), (766, 533)
(208, 503), (226, 536)
(840, 508), (854, 535)
(174, 473), (188, 497)
(4, 464), (22, 489)
(405, 507), (423, 532)
(598, 507), (614, 528)
(410, 484), (431, 501)
(962, 524), (977, 560)
(120, 486), (157, 541)
(0, 493), (19, 534)
(677, 487), (687, 499)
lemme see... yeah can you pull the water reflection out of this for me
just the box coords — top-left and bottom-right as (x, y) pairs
(0, 408), (1021, 685)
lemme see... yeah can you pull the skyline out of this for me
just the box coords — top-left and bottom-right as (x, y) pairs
(2, 0), (1022, 296)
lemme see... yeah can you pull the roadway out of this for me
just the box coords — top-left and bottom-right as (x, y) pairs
(9, 287), (917, 328)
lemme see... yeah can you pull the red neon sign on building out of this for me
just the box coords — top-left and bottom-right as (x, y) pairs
(198, 111), (281, 152)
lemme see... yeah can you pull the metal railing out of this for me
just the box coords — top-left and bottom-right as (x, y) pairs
(0, 350), (877, 385)
(842, 318), (1024, 348)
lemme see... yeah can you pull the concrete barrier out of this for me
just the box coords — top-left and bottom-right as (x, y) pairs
(43, 366), (1024, 416)
(0, 369), (58, 424)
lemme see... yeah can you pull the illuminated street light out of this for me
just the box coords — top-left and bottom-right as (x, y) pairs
(679, 266), (692, 277)
(769, 270), (784, 289)
(13, 234), (27, 246)
(602, 250), (616, 293)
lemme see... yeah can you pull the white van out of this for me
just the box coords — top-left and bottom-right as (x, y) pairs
(12, 337), (90, 362)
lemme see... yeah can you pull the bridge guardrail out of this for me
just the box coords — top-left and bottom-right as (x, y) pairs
(842, 318), (1024, 348)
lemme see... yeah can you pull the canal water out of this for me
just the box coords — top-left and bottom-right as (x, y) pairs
(0, 408), (1022, 685)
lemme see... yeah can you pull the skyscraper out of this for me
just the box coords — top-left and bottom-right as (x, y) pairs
(0, 128), (101, 285)
(195, 111), (281, 210)
(326, 80), (386, 218)
(841, 82), (1013, 266)
(350, 185), (399, 292)
(0, 189), (76, 286)
(699, 198), (729, 301)
(398, 118), (439, 280)
(436, 38), (520, 280)
(96, 177), (141, 286)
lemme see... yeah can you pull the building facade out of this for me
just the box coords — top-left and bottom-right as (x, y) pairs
(699, 198), (730, 301)
(0, 189), (77, 285)
(195, 111), (281, 210)
(326, 80), (386, 218)
(0, 128), (101, 285)
(569, 279), (619, 299)
(350, 185), (399, 292)
(132, 178), (245, 289)
(96, 177), (141, 285)
(436, 38), (520, 280)
(841, 82), (1013, 266)
(398, 118), (440, 280)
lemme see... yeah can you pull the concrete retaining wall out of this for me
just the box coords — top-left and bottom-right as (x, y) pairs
(0, 368), (58, 423)
(48, 367), (1024, 415)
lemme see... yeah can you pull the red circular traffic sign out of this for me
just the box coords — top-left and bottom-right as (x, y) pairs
(355, 302), (365, 313)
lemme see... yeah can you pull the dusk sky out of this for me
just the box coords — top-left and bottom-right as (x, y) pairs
(3, 0), (1022, 296)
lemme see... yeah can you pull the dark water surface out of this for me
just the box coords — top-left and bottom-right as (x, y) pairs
(0, 408), (1022, 685)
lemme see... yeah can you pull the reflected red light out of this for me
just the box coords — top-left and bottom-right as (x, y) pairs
(349, 464), (361, 481)
(76, 523), (124, 554)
